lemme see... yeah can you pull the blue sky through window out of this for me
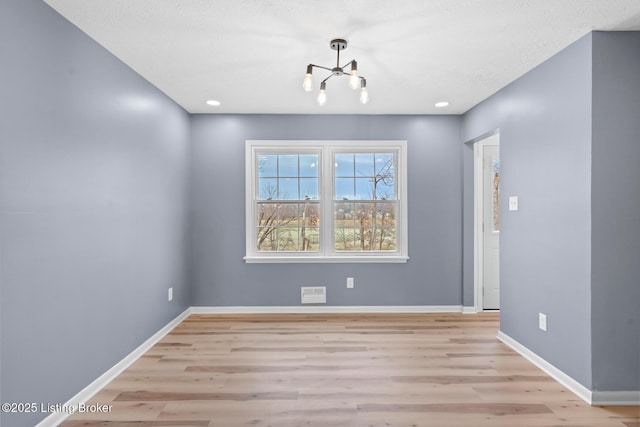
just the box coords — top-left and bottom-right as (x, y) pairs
(258, 154), (319, 200)
(334, 153), (395, 200)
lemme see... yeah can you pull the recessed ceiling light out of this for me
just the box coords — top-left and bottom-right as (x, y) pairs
(435, 101), (449, 108)
(206, 100), (221, 106)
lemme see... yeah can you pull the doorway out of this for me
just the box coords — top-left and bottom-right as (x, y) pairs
(474, 133), (500, 311)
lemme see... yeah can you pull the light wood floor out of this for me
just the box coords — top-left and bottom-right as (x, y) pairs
(60, 313), (639, 427)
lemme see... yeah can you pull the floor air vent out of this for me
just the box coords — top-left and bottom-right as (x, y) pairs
(301, 286), (326, 304)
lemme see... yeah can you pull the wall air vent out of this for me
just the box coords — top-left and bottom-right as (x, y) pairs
(301, 286), (326, 304)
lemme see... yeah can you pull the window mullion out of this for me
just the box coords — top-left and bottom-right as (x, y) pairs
(322, 147), (333, 257)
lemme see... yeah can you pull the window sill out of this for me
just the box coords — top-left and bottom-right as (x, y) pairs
(244, 255), (409, 264)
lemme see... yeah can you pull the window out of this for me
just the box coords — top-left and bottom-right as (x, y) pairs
(256, 152), (320, 252)
(245, 140), (408, 263)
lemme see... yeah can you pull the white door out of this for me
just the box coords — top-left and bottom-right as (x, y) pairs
(482, 144), (500, 309)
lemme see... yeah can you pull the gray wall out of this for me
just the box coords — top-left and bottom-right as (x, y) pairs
(0, 1), (191, 426)
(190, 115), (463, 307)
(591, 31), (640, 392)
(462, 34), (594, 388)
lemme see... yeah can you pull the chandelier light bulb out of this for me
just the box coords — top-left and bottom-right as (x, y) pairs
(349, 71), (359, 90)
(360, 87), (369, 104)
(360, 79), (369, 104)
(303, 74), (313, 92)
(317, 82), (327, 106)
(349, 60), (359, 89)
(317, 90), (327, 106)
(302, 65), (313, 92)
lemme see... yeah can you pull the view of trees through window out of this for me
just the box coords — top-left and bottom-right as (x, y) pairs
(333, 153), (397, 251)
(255, 151), (397, 253)
(256, 153), (320, 251)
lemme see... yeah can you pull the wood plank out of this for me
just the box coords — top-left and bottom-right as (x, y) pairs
(392, 374), (553, 384)
(357, 402), (553, 416)
(114, 391), (298, 401)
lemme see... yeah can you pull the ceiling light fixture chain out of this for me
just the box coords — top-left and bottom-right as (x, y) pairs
(302, 38), (368, 106)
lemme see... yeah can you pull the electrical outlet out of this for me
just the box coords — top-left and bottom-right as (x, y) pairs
(539, 313), (547, 331)
(168, 287), (173, 302)
(347, 277), (354, 289)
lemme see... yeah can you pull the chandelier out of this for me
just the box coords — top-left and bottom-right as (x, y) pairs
(302, 38), (369, 106)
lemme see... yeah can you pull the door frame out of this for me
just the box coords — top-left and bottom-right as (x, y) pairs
(473, 131), (500, 312)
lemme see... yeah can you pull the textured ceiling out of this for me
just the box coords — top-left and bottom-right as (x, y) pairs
(43, 0), (640, 114)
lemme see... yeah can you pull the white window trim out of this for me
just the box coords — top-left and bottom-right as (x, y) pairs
(244, 140), (408, 263)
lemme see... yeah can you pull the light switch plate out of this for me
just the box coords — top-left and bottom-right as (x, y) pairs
(509, 196), (519, 211)
(539, 313), (547, 331)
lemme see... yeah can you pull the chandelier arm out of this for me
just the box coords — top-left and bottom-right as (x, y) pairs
(310, 64), (333, 72)
(321, 74), (334, 84)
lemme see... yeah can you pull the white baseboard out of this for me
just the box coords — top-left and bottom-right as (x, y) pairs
(190, 305), (463, 314)
(497, 331), (593, 405)
(462, 306), (478, 314)
(591, 391), (640, 406)
(36, 308), (191, 427)
(497, 331), (640, 407)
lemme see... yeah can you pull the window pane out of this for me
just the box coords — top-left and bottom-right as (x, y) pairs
(334, 200), (356, 252)
(278, 154), (298, 177)
(257, 227), (278, 251)
(355, 203), (374, 226)
(300, 155), (319, 177)
(299, 202), (320, 227)
(258, 178), (277, 200)
(353, 228), (375, 251)
(335, 228), (356, 251)
(334, 201), (397, 252)
(375, 153), (394, 176)
(355, 153), (374, 177)
(299, 178), (318, 200)
(334, 202), (355, 227)
(335, 154), (354, 177)
(300, 202), (319, 252)
(256, 202), (320, 252)
(278, 204), (298, 226)
(278, 178), (298, 200)
(355, 177), (373, 200)
(301, 228), (320, 251)
(374, 203), (397, 227)
(335, 177), (354, 200)
(277, 228), (299, 250)
(258, 154), (277, 177)
(375, 228), (397, 251)
(257, 203), (278, 226)
(375, 178), (395, 200)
